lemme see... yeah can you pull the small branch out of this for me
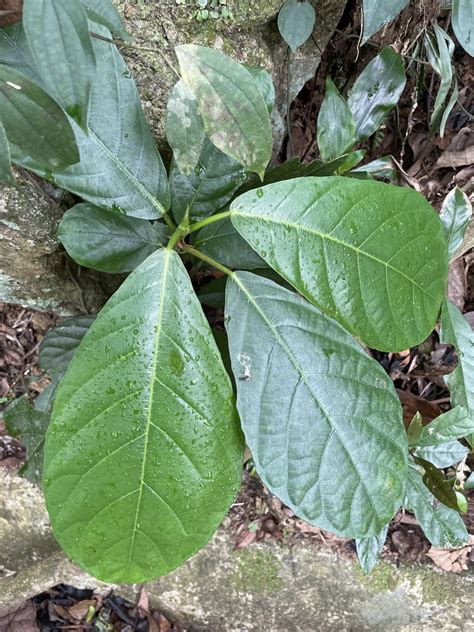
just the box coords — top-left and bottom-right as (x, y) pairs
(180, 245), (234, 277)
(186, 210), (232, 235)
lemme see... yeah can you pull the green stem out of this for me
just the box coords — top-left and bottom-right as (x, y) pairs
(187, 210), (232, 235)
(180, 245), (234, 277)
(167, 218), (188, 251)
(162, 212), (176, 232)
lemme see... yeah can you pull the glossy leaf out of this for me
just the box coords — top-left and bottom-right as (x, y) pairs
(407, 412), (423, 446)
(425, 25), (457, 136)
(39, 315), (96, 383)
(230, 177), (448, 352)
(226, 272), (407, 537)
(170, 138), (245, 223)
(23, 0), (96, 129)
(317, 77), (356, 162)
(415, 406), (474, 447)
(80, 0), (131, 41)
(194, 217), (266, 270)
(440, 187), (472, 260)
(175, 45), (272, 178)
(0, 119), (14, 184)
(348, 48), (406, 142)
(414, 441), (469, 469)
(277, 0), (316, 52)
(440, 300), (474, 447)
(166, 79), (205, 176)
(361, 0), (408, 44)
(58, 203), (167, 273)
(0, 65), (79, 170)
(406, 465), (468, 548)
(356, 524), (389, 574)
(243, 65), (276, 113)
(414, 457), (459, 511)
(350, 156), (397, 182)
(43, 249), (243, 583)
(453, 0), (474, 56)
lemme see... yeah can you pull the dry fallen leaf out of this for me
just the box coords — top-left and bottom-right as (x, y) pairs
(426, 536), (474, 573)
(0, 602), (39, 632)
(0, 0), (22, 27)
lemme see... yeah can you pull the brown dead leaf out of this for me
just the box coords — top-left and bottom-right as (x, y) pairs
(0, 0), (22, 27)
(426, 536), (474, 573)
(397, 389), (441, 427)
(136, 586), (149, 613)
(235, 529), (257, 549)
(0, 602), (38, 632)
(67, 599), (96, 621)
(448, 258), (466, 311)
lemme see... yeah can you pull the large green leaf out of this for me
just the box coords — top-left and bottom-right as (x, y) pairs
(230, 177), (448, 352)
(415, 406), (474, 447)
(225, 272), (407, 537)
(356, 524), (389, 574)
(361, 0), (408, 44)
(0, 65), (79, 170)
(43, 249), (243, 583)
(277, 0), (316, 52)
(170, 138), (245, 223)
(440, 300), (474, 447)
(23, 0), (96, 129)
(317, 77), (356, 162)
(440, 187), (472, 260)
(80, 0), (131, 41)
(406, 465), (468, 548)
(7, 25), (169, 219)
(58, 204), (167, 273)
(348, 48), (406, 142)
(453, 0), (474, 56)
(175, 45), (272, 178)
(0, 119), (14, 184)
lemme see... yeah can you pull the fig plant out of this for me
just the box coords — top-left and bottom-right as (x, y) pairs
(1, 0), (473, 582)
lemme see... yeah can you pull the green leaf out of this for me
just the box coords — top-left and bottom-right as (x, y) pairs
(277, 0), (316, 52)
(356, 524), (389, 574)
(406, 465), (468, 548)
(452, 0), (474, 57)
(0, 65), (80, 170)
(242, 65), (276, 113)
(166, 79), (205, 176)
(175, 45), (272, 178)
(440, 300), (474, 447)
(361, 0), (408, 44)
(414, 457), (460, 512)
(348, 48), (406, 142)
(225, 272), (407, 537)
(230, 177), (448, 352)
(0, 23), (37, 79)
(317, 77), (356, 162)
(407, 412), (423, 446)
(80, 0), (131, 41)
(58, 203), (167, 273)
(4, 395), (50, 485)
(170, 138), (245, 223)
(39, 314), (96, 383)
(350, 156), (397, 182)
(194, 217), (266, 270)
(414, 441), (469, 469)
(0, 119), (14, 185)
(198, 276), (227, 309)
(23, 0), (96, 129)
(43, 249), (243, 583)
(8, 25), (169, 220)
(465, 472), (474, 490)
(440, 187), (472, 260)
(415, 406), (474, 447)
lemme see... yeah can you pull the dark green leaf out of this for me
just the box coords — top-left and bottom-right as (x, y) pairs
(453, 0), (474, 56)
(317, 77), (356, 162)
(226, 272), (407, 537)
(406, 465), (468, 548)
(4, 396), (49, 485)
(175, 45), (272, 178)
(170, 138), (245, 223)
(0, 23), (38, 79)
(416, 406), (474, 447)
(43, 249), (243, 583)
(465, 472), (474, 490)
(414, 441), (469, 469)
(425, 25), (457, 136)
(355, 524), (389, 574)
(198, 276), (227, 309)
(350, 156), (397, 182)
(243, 65), (276, 113)
(166, 79), (205, 176)
(0, 119), (14, 184)
(348, 48), (406, 142)
(39, 315), (96, 383)
(23, 0), (96, 128)
(407, 412), (423, 446)
(58, 203), (167, 273)
(362, 0), (408, 44)
(333, 150), (365, 174)
(277, 0), (316, 52)
(230, 177), (448, 352)
(440, 187), (472, 260)
(414, 457), (460, 511)
(0, 65), (79, 170)
(80, 0), (131, 41)
(440, 300), (474, 447)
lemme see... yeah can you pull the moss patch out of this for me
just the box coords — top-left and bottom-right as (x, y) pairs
(355, 560), (399, 593)
(232, 549), (285, 594)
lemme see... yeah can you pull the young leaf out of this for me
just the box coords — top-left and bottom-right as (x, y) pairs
(4, 395), (50, 485)
(407, 412), (423, 446)
(58, 204), (168, 274)
(440, 300), (474, 447)
(414, 457), (460, 512)
(277, 0), (316, 52)
(348, 48), (406, 142)
(175, 45), (272, 178)
(414, 441), (469, 469)
(225, 272), (407, 537)
(43, 249), (243, 583)
(361, 0), (408, 44)
(170, 138), (245, 223)
(440, 188), (472, 260)
(350, 156), (397, 182)
(166, 80), (205, 176)
(317, 77), (356, 162)
(80, 0), (131, 42)
(355, 524), (389, 574)
(406, 465), (468, 548)
(243, 65), (276, 113)
(230, 177), (448, 352)
(0, 65), (80, 170)
(39, 314), (96, 383)
(0, 119), (14, 185)
(453, 0), (474, 56)
(415, 406), (473, 447)
(23, 0), (96, 129)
